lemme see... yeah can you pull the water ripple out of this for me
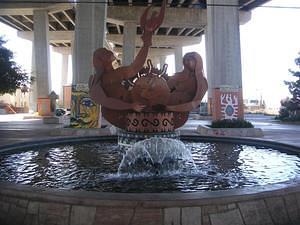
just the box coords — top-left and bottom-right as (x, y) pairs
(0, 141), (299, 193)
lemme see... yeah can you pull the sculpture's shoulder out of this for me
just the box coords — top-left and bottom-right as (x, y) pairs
(167, 71), (194, 88)
(167, 72), (182, 86)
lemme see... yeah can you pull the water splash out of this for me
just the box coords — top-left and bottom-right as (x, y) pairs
(118, 137), (197, 176)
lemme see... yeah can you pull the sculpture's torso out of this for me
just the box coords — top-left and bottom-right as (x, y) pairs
(167, 72), (197, 105)
(101, 72), (131, 102)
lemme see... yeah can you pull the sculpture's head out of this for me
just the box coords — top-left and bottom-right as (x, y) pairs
(93, 48), (116, 69)
(183, 52), (200, 72)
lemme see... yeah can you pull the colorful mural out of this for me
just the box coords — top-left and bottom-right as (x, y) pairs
(212, 86), (244, 121)
(70, 84), (100, 128)
(220, 93), (239, 119)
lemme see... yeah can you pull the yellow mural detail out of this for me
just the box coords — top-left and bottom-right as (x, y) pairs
(70, 84), (100, 128)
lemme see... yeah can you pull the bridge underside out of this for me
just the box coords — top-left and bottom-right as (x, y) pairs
(0, 0), (270, 119)
(0, 0), (269, 48)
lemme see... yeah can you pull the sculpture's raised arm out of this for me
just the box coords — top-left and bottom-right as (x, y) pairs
(114, 31), (152, 80)
(89, 0), (167, 112)
(114, 0), (167, 80)
(140, 0), (166, 32)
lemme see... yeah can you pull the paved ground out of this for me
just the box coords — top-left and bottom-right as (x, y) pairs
(182, 113), (300, 147)
(0, 113), (299, 148)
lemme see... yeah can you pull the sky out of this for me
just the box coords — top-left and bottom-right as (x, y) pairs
(0, 0), (300, 110)
(240, 0), (300, 108)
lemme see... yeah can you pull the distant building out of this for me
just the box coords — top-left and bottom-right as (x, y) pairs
(244, 98), (265, 113)
(0, 89), (29, 113)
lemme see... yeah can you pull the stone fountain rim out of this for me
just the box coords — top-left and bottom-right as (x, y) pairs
(0, 135), (299, 207)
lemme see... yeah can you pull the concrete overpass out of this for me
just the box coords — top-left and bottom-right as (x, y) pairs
(0, 0), (270, 114)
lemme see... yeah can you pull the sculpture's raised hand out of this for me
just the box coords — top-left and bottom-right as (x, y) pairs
(140, 0), (166, 33)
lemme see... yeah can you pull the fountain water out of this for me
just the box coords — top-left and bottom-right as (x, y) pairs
(0, 1), (300, 224)
(0, 136), (300, 225)
(118, 137), (197, 176)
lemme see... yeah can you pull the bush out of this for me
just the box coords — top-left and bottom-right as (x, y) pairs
(0, 37), (31, 94)
(278, 54), (300, 121)
(276, 113), (300, 122)
(276, 106), (289, 120)
(211, 119), (254, 128)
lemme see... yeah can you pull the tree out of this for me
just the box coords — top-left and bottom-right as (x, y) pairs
(278, 53), (300, 120)
(0, 37), (31, 95)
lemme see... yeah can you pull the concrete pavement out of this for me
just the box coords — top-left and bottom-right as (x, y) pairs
(0, 113), (299, 148)
(181, 114), (300, 147)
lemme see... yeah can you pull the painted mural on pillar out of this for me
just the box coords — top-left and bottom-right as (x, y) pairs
(89, 0), (208, 132)
(70, 84), (100, 128)
(212, 87), (244, 121)
(221, 93), (239, 119)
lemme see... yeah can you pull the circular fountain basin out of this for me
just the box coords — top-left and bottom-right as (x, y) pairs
(0, 136), (300, 225)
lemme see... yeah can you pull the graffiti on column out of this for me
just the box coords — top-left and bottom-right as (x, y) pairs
(70, 84), (100, 128)
(220, 93), (238, 119)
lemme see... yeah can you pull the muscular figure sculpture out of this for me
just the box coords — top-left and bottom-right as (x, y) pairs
(89, 31), (152, 112)
(166, 52), (208, 112)
(89, 0), (167, 129)
(88, 0), (208, 131)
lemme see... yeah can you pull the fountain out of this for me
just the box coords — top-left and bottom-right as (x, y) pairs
(0, 1), (300, 225)
(0, 136), (300, 224)
(118, 137), (197, 176)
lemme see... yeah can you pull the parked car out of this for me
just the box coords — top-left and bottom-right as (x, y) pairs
(55, 108), (66, 116)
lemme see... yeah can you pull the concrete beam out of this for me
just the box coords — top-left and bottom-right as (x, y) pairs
(114, 47), (175, 57)
(49, 13), (68, 30)
(62, 10), (75, 26)
(0, 16), (22, 30)
(0, 4), (251, 27)
(0, 1), (70, 14)
(52, 47), (71, 55)
(18, 31), (202, 48)
(51, 46), (174, 61)
(109, 34), (202, 48)
(0, 8), (34, 16)
(108, 6), (207, 28)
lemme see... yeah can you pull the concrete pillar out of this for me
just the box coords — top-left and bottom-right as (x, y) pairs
(206, 0), (242, 89)
(29, 44), (37, 112)
(174, 46), (183, 72)
(60, 53), (69, 107)
(122, 21), (136, 66)
(206, 0), (244, 120)
(33, 9), (51, 98)
(73, 0), (107, 84)
(71, 38), (75, 84)
(71, 0), (106, 128)
(61, 53), (69, 87)
(205, 27), (213, 115)
(159, 56), (167, 69)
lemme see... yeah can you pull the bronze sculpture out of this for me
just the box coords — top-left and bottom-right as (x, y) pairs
(89, 0), (207, 132)
(167, 52), (208, 111)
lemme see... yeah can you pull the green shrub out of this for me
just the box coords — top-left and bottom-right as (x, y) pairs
(275, 106), (289, 120)
(278, 54), (300, 121)
(279, 115), (300, 122)
(211, 119), (254, 128)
